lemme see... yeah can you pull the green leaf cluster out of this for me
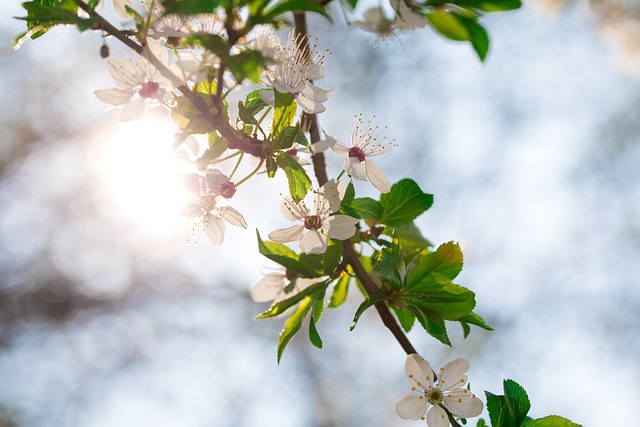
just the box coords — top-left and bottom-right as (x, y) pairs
(481, 380), (582, 427)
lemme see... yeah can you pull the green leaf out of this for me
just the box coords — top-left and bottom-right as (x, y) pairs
(476, 419), (488, 427)
(272, 90), (296, 136)
(264, 0), (331, 20)
(411, 305), (451, 345)
(523, 416), (582, 427)
(379, 179), (434, 227)
(486, 391), (511, 427)
(426, 9), (469, 41)
(461, 321), (471, 338)
(344, 0), (358, 9)
(457, 312), (493, 331)
(406, 241), (463, 290)
(257, 231), (322, 277)
(16, 0), (97, 43)
(322, 240), (343, 273)
(273, 125), (302, 151)
(276, 152), (312, 203)
(341, 181), (356, 207)
(329, 273), (350, 308)
(408, 283), (476, 320)
(471, 0), (522, 12)
(257, 281), (327, 319)
(266, 156), (278, 178)
(277, 296), (312, 363)
(389, 222), (433, 249)
(308, 312), (323, 348)
(162, 0), (232, 14)
(345, 197), (382, 223)
(207, 132), (228, 160)
(350, 295), (390, 330)
(458, 16), (490, 61)
(394, 307), (416, 332)
(504, 380), (531, 427)
(374, 248), (404, 290)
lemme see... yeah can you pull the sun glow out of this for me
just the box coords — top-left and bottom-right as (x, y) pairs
(91, 117), (193, 234)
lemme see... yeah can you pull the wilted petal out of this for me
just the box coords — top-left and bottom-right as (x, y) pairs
(426, 404), (449, 427)
(438, 358), (469, 392)
(204, 214), (225, 246)
(396, 394), (428, 421)
(326, 215), (358, 240)
(249, 272), (286, 302)
(119, 97), (147, 121)
(443, 389), (483, 418)
(404, 354), (435, 391)
(220, 206), (248, 228)
(344, 158), (367, 181)
(364, 160), (391, 193)
(269, 224), (304, 243)
(300, 230), (327, 254)
(94, 88), (134, 106)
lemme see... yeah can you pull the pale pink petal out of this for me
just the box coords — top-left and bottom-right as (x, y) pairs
(344, 158), (367, 181)
(259, 89), (275, 106)
(396, 394), (429, 421)
(404, 354), (435, 391)
(364, 160), (391, 193)
(220, 206), (248, 228)
(426, 404), (449, 427)
(296, 93), (326, 114)
(301, 82), (332, 102)
(269, 224), (305, 243)
(325, 136), (349, 155)
(281, 197), (306, 221)
(108, 59), (140, 88)
(321, 179), (342, 212)
(325, 215), (358, 240)
(300, 230), (327, 254)
(443, 390), (483, 418)
(204, 214), (225, 246)
(118, 97), (147, 121)
(249, 272), (286, 302)
(204, 169), (229, 193)
(306, 63), (325, 80)
(94, 88), (134, 106)
(438, 358), (469, 392)
(310, 139), (330, 153)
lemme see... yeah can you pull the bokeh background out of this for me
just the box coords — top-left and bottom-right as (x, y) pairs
(1, 1), (639, 426)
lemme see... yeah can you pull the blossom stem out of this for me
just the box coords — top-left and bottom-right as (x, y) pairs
(235, 158), (265, 187)
(228, 152), (245, 181)
(293, 11), (418, 356)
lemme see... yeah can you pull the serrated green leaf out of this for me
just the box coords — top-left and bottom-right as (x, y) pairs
(460, 321), (471, 338)
(486, 391), (511, 427)
(457, 312), (493, 331)
(265, 0), (331, 20)
(350, 295), (390, 330)
(406, 241), (463, 290)
(408, 283), (476, 320)
(162, 0), (232, 15)
(341, 181), (356, 207)
(257, 231), (322, 277)
(389, 222), (433, 249)
(379, 179), (434, 227)
(273, 125), (302, 150)
(411, 305), (451, 345)
(504, 380), (531, 427)
(277, 296), (312, 362)
(346, 197), (382, 222)
(272, 90), (296, 136)
(523, 416), (582, 427)
(266, 156), (278, 178)
(207, 132), (228, 160)
(476, 419), (488, 427)
(374, 249), (404, 290)
(322, 240), (343, 273)
(329, 272), (350, 308)
(227, 50), (264, 83)
(394, 307), (416, 332)
(276, 152), (312, 203)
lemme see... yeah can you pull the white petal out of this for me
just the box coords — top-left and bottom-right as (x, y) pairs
(296, 93), (326, 114)
(204, 169), (229, 193)
(395, 0), (427, 28)
(310, 139), (330, 153)
(249, 272), (286, 302)
(301, 82), (333, 102)
(220, 206), (248, 228)
(306, 63), (325, 80)
(321, 179), (342, 212)
(404, 354), (435, 390)
(118, 98), (147, 121)
(204, 214), (225, 246)
(438, 358), (469, 392)
(326, 215), (358, 240)
(345, 158), (367, 181)
(396, 394), (429, 421)
(364, 160), (391, 193)
(443, 390), (483, 418)
(280, 197), (306, 221)
(426, 405), (449, 427)
(326, 136), (350, 155)
(269, 224), (305, 243)
(94, 88), (134, 106)
(108, 59), (140, 89)
(259, 89), (275, 106)
(300, 230), (327, 254)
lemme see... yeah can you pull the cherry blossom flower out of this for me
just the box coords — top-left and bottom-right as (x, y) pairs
(268, 181), (357, 254)
(390, 0), (427, 30)
(352, 7), (400, 42)
(94, 42), (175, 121)
(183, 193), (247, 246)
(202, 169), (237, 199)
(261, 31), (333, 114)
(396, 354), (483, 427)
(325, 115), (395, 193)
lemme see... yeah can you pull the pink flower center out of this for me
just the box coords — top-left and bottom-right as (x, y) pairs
(138, 81), (160, 99)
(286, 147), (298, 156)
(348, 146), (366, 162)
(220, 181), (236, 199)
(304, 215), (323, 230)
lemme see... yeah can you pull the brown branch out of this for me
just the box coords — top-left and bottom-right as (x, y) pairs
(293, 11), (416, 356)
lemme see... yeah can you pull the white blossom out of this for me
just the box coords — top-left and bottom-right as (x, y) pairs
(249, 272), (317, 304)
(325, 115), (395, 193)
(183, 193), (247, 246)
(261, 30), (333, 114)
(94, 42), (174, 121)
(396, 354), (483, 427)
(389, 0), (427, 30)
(268, 181), (357, 254)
